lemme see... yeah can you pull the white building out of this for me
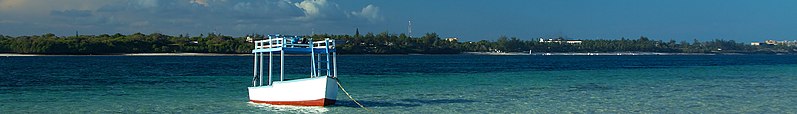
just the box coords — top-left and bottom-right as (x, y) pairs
(752, 40), (797, 46)
(539, 38), (582, 44)
(246, 37), (254, 43)
(446, 37), (459, 42)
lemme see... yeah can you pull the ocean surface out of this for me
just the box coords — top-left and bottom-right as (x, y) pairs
(1, 55), (797, 113)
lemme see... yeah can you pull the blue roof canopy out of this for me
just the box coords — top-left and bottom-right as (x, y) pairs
(252, 47), (335, 54)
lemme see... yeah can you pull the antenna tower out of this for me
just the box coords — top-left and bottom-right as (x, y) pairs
(408, 20), (412, 37)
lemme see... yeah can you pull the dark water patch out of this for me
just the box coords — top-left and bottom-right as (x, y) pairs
(652, 95), (670, 98)
(363, 95), (392, 99)
(670, 88), (686, 92)
(18, 85), (114, 93)
(493, 93), (537, 101)
(687, 104), (703, 108)
(0, 87), (17, 94)
(742, 84), (782, 88)
(4, 55), (797, 77)
(567, 83), (613, 92)
(523, 86), (549, 90)
(360, 81), (415, 87)
(334, 99), (478, 108)
(414, 93), (456, 97)
(472, 83), (494, 86)
(4, 76), (211, 89)
(400, 99), (478, 104)
(692, 84), (721, 90)
(337, 55), (797, 75)
(622, 66), (683, 69)
(334, 100), (421, 107)
(496, 87), (550, 99)
(101, 92), (131, 96)
(702, 95), (735, 100)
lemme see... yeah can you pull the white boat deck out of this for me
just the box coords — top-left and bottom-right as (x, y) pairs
(252, 35), (337, 54)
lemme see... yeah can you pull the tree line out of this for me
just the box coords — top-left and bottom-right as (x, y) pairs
(0, 33), (249, 54)
(0, 32), (794, 54)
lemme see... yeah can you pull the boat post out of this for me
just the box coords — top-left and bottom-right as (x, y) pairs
(258, 38), (263, 86)
(280, 37), (285, 81)
(325, 38), (331, 77)
(259, 53), (263, 86)
(267, 35), (272, 85)
(316, 50), (321, 76)
(332, 39), (337, 78)
(310, 37), (316, 77)
(253, 43), (258, 87)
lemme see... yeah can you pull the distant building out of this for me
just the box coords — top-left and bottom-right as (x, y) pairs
(766, 40), (778, 45)
(565, 40), (583, 44)
(751, 40), (797, 46)
(779, 40), (797, 46)
(246, 37), (254, 42)
(539, 38), (582, 44)
(445, 37), (459, 42)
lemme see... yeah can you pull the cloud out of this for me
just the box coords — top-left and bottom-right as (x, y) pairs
(0, 0), (114, 15)
(190, 0), (208, 6)
(294, 0), (341, 20)
(50, 9), (93, 17)
(137, 0), (158, 8)
(0, 19), (19, 24)
(350, 4), (383, 22)
(0, 0), (26, 10)
(130, 21), (150, 27)
(0, 0), (384, 36)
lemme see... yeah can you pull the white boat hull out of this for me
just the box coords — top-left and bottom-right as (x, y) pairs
(248, 76), (339, 106)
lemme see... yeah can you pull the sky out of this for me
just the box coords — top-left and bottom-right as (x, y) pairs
(1, 0), (796, 42)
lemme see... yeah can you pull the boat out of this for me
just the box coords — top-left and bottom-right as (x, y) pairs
(248, 34), (340, 106)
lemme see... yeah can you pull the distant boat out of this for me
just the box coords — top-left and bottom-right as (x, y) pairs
(248, 34), (339, 106)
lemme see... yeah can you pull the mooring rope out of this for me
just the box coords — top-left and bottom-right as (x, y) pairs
(334, 78), (376, 113)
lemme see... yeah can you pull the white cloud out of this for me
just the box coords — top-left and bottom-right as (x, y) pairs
(190, 0), (208, 6)
(351, 4), (383, 22)
(293, 0), (341, 20)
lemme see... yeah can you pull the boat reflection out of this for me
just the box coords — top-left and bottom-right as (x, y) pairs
(247, 102), (329, 113)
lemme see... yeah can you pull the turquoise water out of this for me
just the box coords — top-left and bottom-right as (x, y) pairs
(1, 55), (797, 113)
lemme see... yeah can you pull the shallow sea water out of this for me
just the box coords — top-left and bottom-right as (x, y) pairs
(1, 55), (796, 113)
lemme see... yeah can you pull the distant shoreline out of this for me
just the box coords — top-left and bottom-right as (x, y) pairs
(465, 52), (719, 56)
(0, 53), (249, 56)
(1, 52), (794, 56)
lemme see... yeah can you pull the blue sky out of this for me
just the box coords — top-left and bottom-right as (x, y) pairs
(1, 0), (795, 42)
